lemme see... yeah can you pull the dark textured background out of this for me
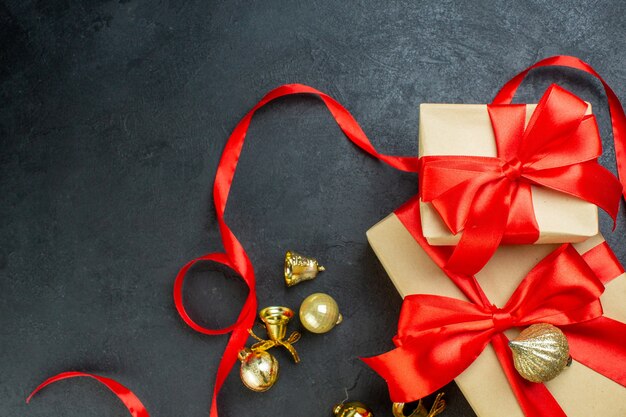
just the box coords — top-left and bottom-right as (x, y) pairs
(2, 1), (625, 416)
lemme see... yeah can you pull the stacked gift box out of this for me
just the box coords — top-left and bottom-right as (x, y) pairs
(365, 79), (626, 416)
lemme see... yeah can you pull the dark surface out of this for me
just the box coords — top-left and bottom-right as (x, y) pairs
(1, 1), (625, 416)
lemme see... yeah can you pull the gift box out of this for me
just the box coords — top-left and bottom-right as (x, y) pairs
(419, 101), (598, 246)
(366, 212), (626, 417)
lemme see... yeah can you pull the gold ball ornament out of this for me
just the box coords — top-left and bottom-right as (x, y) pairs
(509, 323), (571, 383)
(238, 348), (279, 392)
(333, 401), (373, 417)
(299, 293), (343, 334)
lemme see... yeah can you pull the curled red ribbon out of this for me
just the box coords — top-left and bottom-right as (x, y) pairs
(26, 371), (150, 417)
(172, 84), (419, 417)
(420, 84), (623, 275)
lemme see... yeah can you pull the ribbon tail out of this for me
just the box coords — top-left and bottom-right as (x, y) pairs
(503, 182), (539, 243)
(527, 161), (621, 227)
(279, 341), (301, 364)
(564, 317), (626, 387)
(362, 345), (466, 403)
(394, 196), (489, 305)
(445, 178), (512, 275)
(581, 241), (625, 285)
(363, 325), (493, 403)
(491, 335), (567, 417)
(26, 372), (150, 417)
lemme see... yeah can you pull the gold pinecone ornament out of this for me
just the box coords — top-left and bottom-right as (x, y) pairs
(509, 323), (571, 383)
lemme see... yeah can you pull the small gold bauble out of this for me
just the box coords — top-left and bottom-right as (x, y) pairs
(238, 348), (279, 392)
(299, 293), (343, 334)
(333, 401), (373, 417)
(509, 323), (570, 383)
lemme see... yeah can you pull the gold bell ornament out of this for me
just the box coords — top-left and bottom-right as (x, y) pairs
(238, 348), (279, 392)
(249, 306), (301, 363)
(392, 392), (446, 417)
(509, 323), (571, 383)
(284, 250), (325, 287)
(333, 401), (374, 417)
(299, 292), (343, 334)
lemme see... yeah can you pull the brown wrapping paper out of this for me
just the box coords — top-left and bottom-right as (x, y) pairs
(419, 103), (598, 245)
(367, 214), (626, 417)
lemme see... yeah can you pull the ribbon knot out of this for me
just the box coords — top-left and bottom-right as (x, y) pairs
(248, 328), (301, 363)
(419, 84), (622, 276)
(490, 306), (515, 333)
(501, 157), (523, 181)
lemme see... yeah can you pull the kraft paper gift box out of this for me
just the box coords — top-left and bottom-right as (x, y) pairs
(419, 102), (598, 245)
(366, 215), (626, 417)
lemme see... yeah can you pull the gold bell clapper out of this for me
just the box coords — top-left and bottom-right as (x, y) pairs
(284, 250), (325, 287)
(333, 401), (374, 417)
(238, 348), (279, 392)
(509, 323), (571, 383)
(299, 292), (343, 334)
(392, 392), (446, 417)
(249, 306), (301, 363)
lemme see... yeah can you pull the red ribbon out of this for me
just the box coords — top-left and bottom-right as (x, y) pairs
(171, 84), (419, 417)
(26, 372), (150, 417)
(420, 84), (623, 275)
(364, 196), (626, 417)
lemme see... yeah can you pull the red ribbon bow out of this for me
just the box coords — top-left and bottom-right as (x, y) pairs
(375, 196), (626, 417)
(363, 243), (600, 396)
(363, 240), (626, 417)
(420, 84), (623, 276)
